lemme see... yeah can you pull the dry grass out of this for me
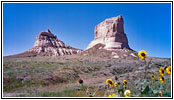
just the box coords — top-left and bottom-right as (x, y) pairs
(3, 54), (171, 97)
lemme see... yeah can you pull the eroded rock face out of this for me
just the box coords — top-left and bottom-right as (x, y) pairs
(28, 29), (82, 56)
(86, 15), (130, 50)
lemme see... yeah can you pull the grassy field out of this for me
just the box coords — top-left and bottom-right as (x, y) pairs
(3, 56), (171, 97)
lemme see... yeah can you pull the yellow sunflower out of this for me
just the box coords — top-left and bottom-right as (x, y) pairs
(138, 50), (147, 60)
(106, 79), (113, 87)
(159, 68), (165, 76)
(112, 93), (115, 97)
(123, 80), (128, 86)
(159, 76), (165, 84)
(108, 95), (112, 97)
(150, 74), (156, 79)
(166, 66), (171, 75)
(114, 82), (118, 87)
(124, 90), (131, 97)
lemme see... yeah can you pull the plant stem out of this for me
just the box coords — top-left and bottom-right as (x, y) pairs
(143, 59), (147, 79)
(144, 58), (152, 79)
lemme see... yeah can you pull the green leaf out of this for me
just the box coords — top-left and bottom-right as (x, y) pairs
(143, 79), (148, 83)
(163, 91), (171, 97)
(159, 84), (164, 90)
(142, 85), (150, 94)
(118, 88), (124, 94)
(152, 90), (158, 94)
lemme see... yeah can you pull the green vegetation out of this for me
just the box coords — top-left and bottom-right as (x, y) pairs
(3, 56), (171, 97)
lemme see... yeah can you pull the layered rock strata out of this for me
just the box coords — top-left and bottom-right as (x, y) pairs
(86, 15), (130, 50)
(28, 29), (81, 56)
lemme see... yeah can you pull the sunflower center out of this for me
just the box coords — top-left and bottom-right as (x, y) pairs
(169, 68), (171, 72)
(126, 92), (129, 96)
(109, 81), (113, 85)
(162, 70), (164, 73)
(125, 81), (127, 84)
(141, 53), (145, 57)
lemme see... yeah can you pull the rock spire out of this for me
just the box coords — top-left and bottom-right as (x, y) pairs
(86, 15), (130, 50)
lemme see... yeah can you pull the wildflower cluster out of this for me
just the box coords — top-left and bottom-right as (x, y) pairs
(76, 50), (171, 97)
(106, 78), (131, 97)
(106, 50), (171, 97)
(137, 50), (171, 97)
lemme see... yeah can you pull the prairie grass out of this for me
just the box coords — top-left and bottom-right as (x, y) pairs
(3, 55), (171, 97)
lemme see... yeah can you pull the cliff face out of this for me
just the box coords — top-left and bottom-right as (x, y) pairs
(86, 15), (130, 50)
(28, 29), (82, 56)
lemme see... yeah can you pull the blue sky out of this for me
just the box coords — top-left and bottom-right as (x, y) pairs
(3, 3), (171, 58)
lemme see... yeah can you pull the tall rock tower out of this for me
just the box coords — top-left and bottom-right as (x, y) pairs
(86, 15), (130, 50)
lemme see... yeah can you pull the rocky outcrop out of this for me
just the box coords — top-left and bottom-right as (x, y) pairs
(28, 29), (82, 56)
(86, 15), (130, 50)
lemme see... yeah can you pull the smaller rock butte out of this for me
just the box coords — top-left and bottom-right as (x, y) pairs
(28, 29), (82, 56)
(86, 15), (130, 50)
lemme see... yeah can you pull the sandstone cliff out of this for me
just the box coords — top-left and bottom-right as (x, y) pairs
(86, 15), (130, 50)
(28, 29), (82, 56)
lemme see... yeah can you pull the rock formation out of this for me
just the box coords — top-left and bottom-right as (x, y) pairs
(86, 15), (130, 50)
(28, 29), (82, 56)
